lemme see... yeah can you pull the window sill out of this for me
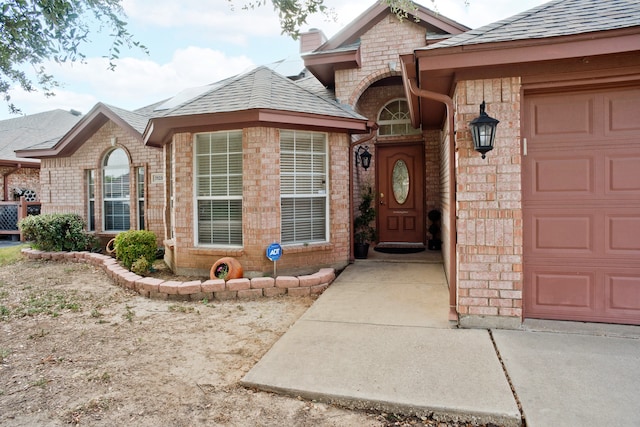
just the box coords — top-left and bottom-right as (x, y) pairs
(187, 246), (245, 257)
(282, 242), (333, 254)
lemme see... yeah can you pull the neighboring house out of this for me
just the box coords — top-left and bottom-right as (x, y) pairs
(17, 0), (640, 327)
(0, 109), (82, 201)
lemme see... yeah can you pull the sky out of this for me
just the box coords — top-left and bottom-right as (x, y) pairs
(0, 0), (549, 121)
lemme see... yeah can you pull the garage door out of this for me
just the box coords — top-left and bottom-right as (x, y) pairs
(523, 85), (640, 325)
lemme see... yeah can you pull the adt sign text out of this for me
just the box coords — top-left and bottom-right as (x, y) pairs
(266, 243), (282, 262)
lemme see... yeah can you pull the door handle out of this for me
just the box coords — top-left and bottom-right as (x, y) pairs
(379, 192), (385, 205)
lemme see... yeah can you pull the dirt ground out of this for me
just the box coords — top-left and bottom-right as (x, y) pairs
(0, 258), (497, 427)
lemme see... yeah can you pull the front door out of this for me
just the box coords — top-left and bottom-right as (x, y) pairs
(376, 143), (425, 244)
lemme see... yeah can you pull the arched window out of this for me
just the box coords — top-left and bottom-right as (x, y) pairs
(378, 99), (421, 136)
(103, 148), (130, 231)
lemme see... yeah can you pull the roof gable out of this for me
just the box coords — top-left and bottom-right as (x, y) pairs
(303, 2), (469, 86)
(17, 103), (150, 159)
(320, 1), (468, 52)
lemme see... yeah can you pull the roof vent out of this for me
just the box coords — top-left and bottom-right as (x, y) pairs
(70, 109), (82, 116)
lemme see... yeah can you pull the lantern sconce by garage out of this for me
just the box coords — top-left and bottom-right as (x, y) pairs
(469, 101), (499, 159)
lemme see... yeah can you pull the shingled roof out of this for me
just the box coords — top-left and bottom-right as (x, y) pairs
(0, 109), (82, 164)
(426, 0), (640, 50)
(154, 66), (363, 121)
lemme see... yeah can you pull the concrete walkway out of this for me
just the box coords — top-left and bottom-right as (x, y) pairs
(242, 256), (640, 426)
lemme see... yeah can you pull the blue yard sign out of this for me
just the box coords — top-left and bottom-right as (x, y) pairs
(267, 242), (282, 276)
(266, 243), (282, 262)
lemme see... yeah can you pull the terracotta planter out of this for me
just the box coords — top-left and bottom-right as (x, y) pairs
(210, 257), (243, 280)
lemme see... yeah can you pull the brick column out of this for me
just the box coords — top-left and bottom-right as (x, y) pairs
(454, 78), (524, 329)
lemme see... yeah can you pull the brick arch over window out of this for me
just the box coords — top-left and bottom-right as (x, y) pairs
(348, 69), (401, 107)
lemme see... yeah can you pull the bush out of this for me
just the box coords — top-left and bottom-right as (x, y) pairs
(19, 214), (96, 252)
(114, 230), (157, 270)
(131, 256), (151, 276)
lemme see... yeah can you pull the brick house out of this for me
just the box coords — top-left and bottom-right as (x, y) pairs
(398, 0), (640, 327)
(0, 109), (82, 202)
(17, 0), (640, 327)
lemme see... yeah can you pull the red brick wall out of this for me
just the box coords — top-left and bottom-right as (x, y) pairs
(335, 15), (426, 105)
(40, 120), (164, 245)
(453, 78), (524, 324)
(168, 127), (351, 278)
(0, 167), (40, 201)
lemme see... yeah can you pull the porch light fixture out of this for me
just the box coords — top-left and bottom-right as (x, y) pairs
(469, 101), (500, 159)
(355, 145), (372, 170)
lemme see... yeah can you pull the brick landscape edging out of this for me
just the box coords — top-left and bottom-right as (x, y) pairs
(20, 249), (335, 301)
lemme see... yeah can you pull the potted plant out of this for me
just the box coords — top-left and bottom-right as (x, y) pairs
(353, 184), (376, 259)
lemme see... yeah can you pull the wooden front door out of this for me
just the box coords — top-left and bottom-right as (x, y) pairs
(376, 143), (425, 244)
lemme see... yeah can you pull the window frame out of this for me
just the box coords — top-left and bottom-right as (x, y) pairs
(102, 148), (131, 232)
(279, 130), (329, 245)
(377, 98), (422, 136)
(193, 130), (244, 247)
(136, 166), (145, 230)
(86, 169), (95, 232)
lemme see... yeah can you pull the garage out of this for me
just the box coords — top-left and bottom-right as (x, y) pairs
(523, 84), (640, 325)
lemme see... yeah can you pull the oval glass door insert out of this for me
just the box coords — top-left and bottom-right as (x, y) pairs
(392, 159), (409, 204)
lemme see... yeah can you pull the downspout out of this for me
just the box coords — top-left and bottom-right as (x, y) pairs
(406, 78), (459, 323)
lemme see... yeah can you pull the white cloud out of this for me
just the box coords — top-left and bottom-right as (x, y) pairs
(122, 0), (283, 40)
(0, 47), (255, 119)
(3, 88), (98, 118)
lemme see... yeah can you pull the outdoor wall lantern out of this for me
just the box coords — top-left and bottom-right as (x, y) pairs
(355, 145), (372, 170)
(469, 101), (500, 159)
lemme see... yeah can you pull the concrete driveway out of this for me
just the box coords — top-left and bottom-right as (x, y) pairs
(243, 258), (640, 426)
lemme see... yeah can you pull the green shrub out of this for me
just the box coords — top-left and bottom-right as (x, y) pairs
(114, 230), (157, 270)
(19, 214), (96, 252)
(131, 256), (151, 276)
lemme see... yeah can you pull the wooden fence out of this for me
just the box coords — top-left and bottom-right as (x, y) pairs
(0, 197), (41, 241)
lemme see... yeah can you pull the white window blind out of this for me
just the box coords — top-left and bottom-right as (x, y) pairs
(195, 131), (243, 246)
(103, 148), (130, 231)
(280, 130), (328, 244)
(86, 170), (95, 231)
(137, 167), (145, 230)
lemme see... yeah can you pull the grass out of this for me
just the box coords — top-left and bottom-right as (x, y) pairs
(123, 305), (135, 322)
(0, 347), (10, 363)
(0, 244), (29, 266)
(168, 304), (198, 314)
(1, 290), (82, 320)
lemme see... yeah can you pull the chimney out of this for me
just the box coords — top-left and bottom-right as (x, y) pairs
(299, 28), (327, 53)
